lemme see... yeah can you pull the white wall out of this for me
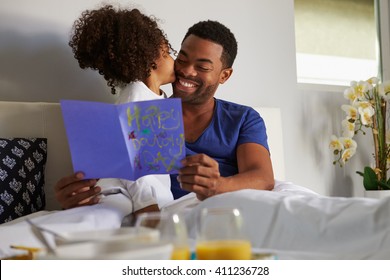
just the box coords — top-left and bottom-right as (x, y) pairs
(0, 0), (297, 106)
(1, 0), (388, 196)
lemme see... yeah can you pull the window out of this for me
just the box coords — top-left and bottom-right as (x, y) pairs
(294, 0), (380, 87)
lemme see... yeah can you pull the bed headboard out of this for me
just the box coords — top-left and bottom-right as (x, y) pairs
(254, 107), (285, 181)
(0, 101), (73, 210)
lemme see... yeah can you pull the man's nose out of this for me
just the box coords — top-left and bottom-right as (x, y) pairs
(176, 64), (197, 77)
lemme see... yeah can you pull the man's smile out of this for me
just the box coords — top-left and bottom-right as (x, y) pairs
(174, 77), (200, 94)
(178, 79), (197, 88)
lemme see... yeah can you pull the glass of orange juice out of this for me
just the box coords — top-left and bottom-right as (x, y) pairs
(135, 211), (190, 260)
(196, 207), (251, 260)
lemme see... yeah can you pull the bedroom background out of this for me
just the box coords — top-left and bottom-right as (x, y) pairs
(1, 0), (389, 198)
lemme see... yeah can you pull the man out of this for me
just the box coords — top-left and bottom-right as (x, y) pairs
(55, 20), (274, 208)
(169, 20), (274, 200)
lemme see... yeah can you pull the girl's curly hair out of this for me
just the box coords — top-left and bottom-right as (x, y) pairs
(69, 5), (174, 94)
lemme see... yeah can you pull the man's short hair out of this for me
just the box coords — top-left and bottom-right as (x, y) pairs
(182, 20), (238, 68)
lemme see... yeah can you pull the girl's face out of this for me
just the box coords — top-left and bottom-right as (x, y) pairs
(154, 45), (176, 86)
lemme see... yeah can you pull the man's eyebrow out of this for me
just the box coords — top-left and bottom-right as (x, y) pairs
(179, 50), (213, 64)
(178, 50), (188, 57)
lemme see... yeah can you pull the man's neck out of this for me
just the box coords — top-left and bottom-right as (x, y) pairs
(182, 98), (216, 143)
(182, 98), (215, 117)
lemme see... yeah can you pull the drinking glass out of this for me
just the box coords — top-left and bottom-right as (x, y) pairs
(196, 207), (251, 260)
(135, 211), (190, 260)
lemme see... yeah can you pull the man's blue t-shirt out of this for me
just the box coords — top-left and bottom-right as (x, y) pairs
(170, 98), (269, 199)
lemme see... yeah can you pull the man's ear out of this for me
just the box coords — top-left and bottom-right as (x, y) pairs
(219, 68), (233, 84)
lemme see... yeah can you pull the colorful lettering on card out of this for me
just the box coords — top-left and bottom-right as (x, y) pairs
(60, 98), (185, 181)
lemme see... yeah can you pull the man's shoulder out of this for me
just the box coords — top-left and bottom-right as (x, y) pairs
(215, 99), (258, 118)
(216, 98), (253, 112)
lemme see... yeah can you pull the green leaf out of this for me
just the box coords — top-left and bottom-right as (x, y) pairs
(356, 171), (364, 177)
(363, 166), (379, 190)
(377, 180), (390, 190)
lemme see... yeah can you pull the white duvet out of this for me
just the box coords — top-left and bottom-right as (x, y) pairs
(180, 191), (390, 259)
(1, 180), (389, 259)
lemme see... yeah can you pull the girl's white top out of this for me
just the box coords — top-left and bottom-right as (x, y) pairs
(97, 81), (173, 211)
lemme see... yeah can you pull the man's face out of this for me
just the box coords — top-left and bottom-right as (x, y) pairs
(172, 35), (227, 105)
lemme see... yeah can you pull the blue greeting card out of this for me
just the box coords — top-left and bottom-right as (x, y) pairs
(60, 98), (185, 180)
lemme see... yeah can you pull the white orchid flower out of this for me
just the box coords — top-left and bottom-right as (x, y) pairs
(340, 137), (357, 150)
(350, 81), (370, 99)
(329, 135), (344, 152)
(362, 80), (373, 91)
(341, 104), (358, 121)
(378, 81), (390, 101)
(358, 106), (375, 126)
(341, 148), (357, 164)
(333, 77), (389, 185)
(343, 87), (357, 102)
(341, 119), (355, 138)
(354, 100), (372, 110)
(367, 77), (379, 85)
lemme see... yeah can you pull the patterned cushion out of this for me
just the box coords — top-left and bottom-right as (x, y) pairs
(0, 138), (47, 224)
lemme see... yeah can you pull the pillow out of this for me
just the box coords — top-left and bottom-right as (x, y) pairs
(0, 138), (47, 224)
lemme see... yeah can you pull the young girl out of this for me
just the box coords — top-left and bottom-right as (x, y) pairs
(56, 4), (176, 216)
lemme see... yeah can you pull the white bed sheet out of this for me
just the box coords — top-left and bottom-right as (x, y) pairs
(175, 182), (390, 259)
(0, 193), (132, 258)
(1, 180), (389, 259)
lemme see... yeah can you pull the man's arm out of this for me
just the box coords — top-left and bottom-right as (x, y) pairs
(178, 143), (274, 200)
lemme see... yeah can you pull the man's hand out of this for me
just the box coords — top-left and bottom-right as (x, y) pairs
(177, 154), (222, 200)
(54, 172), (101, 209)
(177, 143), (274, 200)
